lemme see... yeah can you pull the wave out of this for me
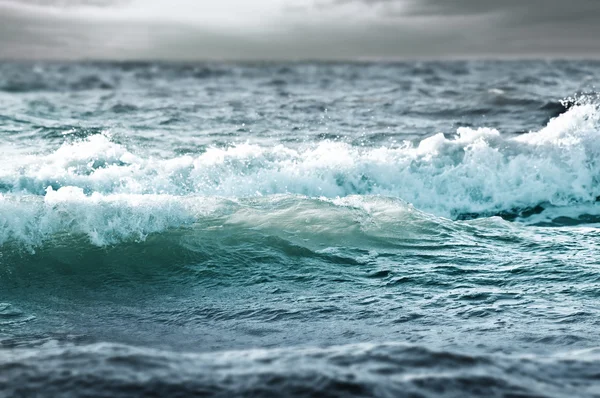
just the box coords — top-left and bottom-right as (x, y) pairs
(0, 62), (236, 93)
(1, 99), (600, 248)
(0, 341), (598, 398)
(0, 193), (453, 249)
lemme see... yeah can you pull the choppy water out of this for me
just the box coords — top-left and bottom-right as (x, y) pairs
(1, 60), (600, 397)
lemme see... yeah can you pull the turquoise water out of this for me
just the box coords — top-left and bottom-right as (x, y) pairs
(1, 61), (600, 397)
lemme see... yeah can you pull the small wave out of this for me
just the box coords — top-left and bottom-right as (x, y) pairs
(0, 62), (235, 93)
(0, 341), (597, 398)
(0, 303), (35, 326)
(0, 65), (115, 93)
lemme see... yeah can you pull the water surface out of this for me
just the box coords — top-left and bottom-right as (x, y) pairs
(1, 60), (600, 397)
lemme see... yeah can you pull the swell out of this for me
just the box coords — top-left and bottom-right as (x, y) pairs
(0, 341), (598, 398)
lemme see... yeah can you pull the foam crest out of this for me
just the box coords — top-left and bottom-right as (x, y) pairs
(0, 187), (201, 247)
(0, 190), (451, 248)
(1, 101), (599, 222)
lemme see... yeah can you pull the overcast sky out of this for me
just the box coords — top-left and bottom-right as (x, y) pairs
(1, 0), (599, 60)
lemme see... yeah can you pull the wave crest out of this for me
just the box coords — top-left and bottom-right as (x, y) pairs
(1, 99), (600, 242)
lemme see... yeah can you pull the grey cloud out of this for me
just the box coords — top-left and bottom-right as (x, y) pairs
(5, 0), (122, 6)
(1, 0), (600, 60)
(401, 0), (600, 36)
(319, 0), (600, 57)
(325, 0), (600, 26)
(0, 7), (470, 61)
(331, 0), (600, 18)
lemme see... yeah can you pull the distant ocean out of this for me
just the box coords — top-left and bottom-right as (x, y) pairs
(1, 61), (600, 397)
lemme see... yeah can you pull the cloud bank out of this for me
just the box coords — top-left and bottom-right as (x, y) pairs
(0, 0), (599, 60)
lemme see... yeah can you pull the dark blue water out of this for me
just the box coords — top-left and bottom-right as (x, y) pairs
(1, 61), (600, 397)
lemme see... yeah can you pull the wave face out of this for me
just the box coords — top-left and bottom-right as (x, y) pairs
(2, 60), (600, 397)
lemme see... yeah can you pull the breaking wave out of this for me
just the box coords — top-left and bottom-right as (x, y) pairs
(1, 99), (600, 248)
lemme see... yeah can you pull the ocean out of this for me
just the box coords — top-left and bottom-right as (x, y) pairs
(1, 60), (600, 397)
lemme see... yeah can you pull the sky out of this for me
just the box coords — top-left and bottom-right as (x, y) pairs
(1, 0), (599, 60)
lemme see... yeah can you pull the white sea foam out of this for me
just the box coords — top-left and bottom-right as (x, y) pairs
(0, 102), (599, 247)
(0, 188), (218, 247)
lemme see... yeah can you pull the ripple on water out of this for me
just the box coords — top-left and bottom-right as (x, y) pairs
(0, 303), (35, 326)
